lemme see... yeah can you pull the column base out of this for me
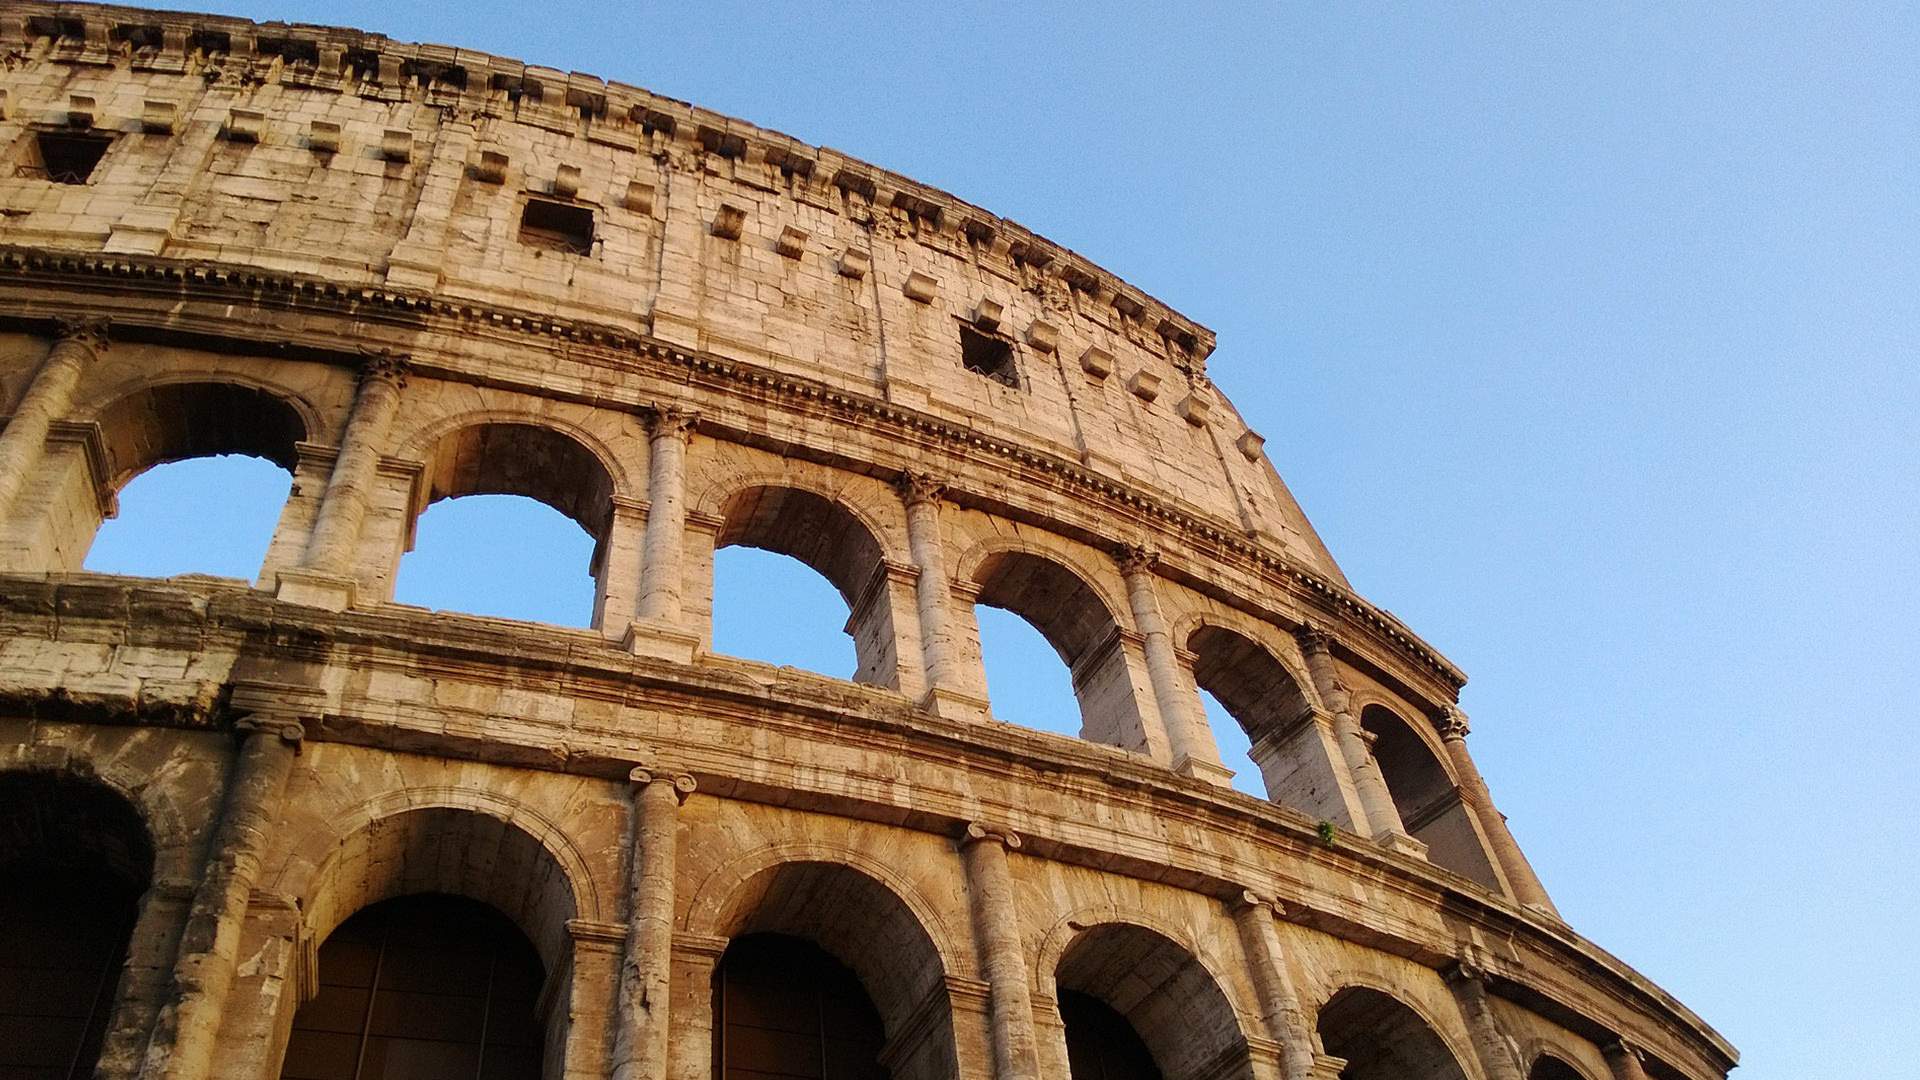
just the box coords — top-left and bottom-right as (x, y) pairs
(623, 620), (702, 665)
(1373, 829), (1430, 859)
(919, 685), (991, 722)
(1172, 753), (1237, 788)
(273, 568), (357, 612)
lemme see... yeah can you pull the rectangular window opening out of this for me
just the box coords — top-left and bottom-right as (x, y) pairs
(518, 198), (595, 255)
(21, 130), (114, 184)
(959, 324), (1019, 388)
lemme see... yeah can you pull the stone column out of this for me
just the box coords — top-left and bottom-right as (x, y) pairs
(626, 406), (702, 662)
(636, 407), (696, 621)
(0, 316), (107, 517)
(611, 767), (696, 1080)
(1117, 546), (1230, 785)
(960, 823), (1040, 1080)
(1445, 962), (1525, 1080)
(1438, 706), (1559, 916)
(1602, 1039), (1655, 1080)
(899, 472), (986, 719)
(1230, 892), (1317, 1080)
(1294, 626), (1422, 854)
(141, 713), (305, 1080)
(279, 352), (407, 609)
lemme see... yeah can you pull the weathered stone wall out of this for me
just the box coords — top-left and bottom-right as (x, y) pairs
(0, 7), (1733, 1080)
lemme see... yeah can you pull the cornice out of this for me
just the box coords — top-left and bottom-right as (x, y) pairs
(1, 1), (1214, 364)
(0, 243), (1469, 693)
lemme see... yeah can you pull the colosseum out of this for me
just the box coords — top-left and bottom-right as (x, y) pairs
(0, 6), (1736, 1080)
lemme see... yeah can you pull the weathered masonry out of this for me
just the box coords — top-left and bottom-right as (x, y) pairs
(0, 6), (1734, 1080)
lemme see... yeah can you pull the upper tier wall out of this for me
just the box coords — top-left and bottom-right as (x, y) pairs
(0, 1), (1349, 587)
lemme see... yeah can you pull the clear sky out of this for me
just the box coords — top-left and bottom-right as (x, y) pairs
(91, 4), (1919, 1077)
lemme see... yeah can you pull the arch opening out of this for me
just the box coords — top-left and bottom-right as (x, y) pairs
(713, 933), (889, 1080)
(1187, 626), (1321, 806)
(971, 551), (1142, 751)
(711, 486), (889, 684)
(1530, 1055), (1593, 1080)
(1359, 706), (1501, 889)
(0, 771), (154, 1080)
(710, 861), (955, 1080)
(1054, 923), (1251, 1080)
(397, 423), (616, 629)
(75, 381), (305, 579)
(1315, 986), (1469, 1080)
(280, 893), (545, 1080)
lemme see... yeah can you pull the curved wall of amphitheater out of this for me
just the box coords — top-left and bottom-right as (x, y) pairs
(0, 7), (1733, 1080)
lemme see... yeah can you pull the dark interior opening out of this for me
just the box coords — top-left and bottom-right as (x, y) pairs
(517, 198), (595, 255)
(1060, 989), (1163, 1080)
(959, 324), (1019, 387)
(25, 130), (113, 184)
(713, 933), (888, 1080)
(280, 894), (545, 1080)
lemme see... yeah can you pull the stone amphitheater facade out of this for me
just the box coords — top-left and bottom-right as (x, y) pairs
(0, 6), (1735, 1080)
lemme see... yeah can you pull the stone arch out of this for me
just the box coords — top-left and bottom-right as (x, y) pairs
(686, 846), (963, 1080)
(1529, 1051), (1600, 1080)
(84, 377), (310, 491)
(1312, 981), (1473, 1080)
(294, 793), (592, 976)
(1357, 703), (1502, 890)
(1183, 620), (1330, 806)
(955, 539), (1154, 752)
(1041, 912), (1260, 1080)
(0, 767), (158, 1080)
(0, 742), (204, 886)
(704, 477), (905, 686)
(398, 406), (638, 505)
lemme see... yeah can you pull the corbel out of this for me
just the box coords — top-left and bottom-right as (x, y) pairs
(902, 271), (938, 304)
(1026, 318), (1060, 353)
(775, 224), (809, 260)
(972, 298), (1004, 331)
(140, 99), (178, 135)
(552, 163), (581, 199)
(1129, 369), (1162, 402)
(306, 120), (341, 155)
(837, 246), (872, 279)
(473, 149), (508, 184)
(224, 108), (264, 143)
(623, 180), (655, 215)
(379, 128), (412, 163)
(1079, 344), (1114, 379)
(66, 95), (97, 129)
(1236, 430), (1266, 461)
(711, 203), (747, 240)
(1177, 391), (1212, 427)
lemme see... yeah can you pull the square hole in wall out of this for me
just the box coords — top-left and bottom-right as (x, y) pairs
(518, 197), (595, 255)
(16, 129), (114, 184)
(959, 324), (1019, 388)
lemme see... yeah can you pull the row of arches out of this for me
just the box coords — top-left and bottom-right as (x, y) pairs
(0, 764), (1603, 1080)
(4, 371), (1503, 888)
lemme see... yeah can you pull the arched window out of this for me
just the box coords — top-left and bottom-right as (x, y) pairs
(1530, 1056), (1592, 1080)
(976, 605), (1081, 738)
(1315, 986), (1468, 1080)
(710, 487), (890, 684)
(281, 894), (545, 1080)
(76, 382), (304, 580)
(713, 933), (888, 1080)
(970, 551), (1147, 752)
(1060, 990), (1162, 1080)
(1054, 924), (1252, 1080)
(1359, 705), (1502, 889)
(1187, 626), (1323, 806)
(708, 861), (956, 1080)
(0, 772), (153, 1080)
(396, 423), (615, 628)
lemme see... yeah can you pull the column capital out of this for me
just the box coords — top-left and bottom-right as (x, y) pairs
(1439, 704), (1471, 741)
(895, 470), (947, 507)
(1294, 623), (1332, 656)
(1443, 958), (1490, 987)
(1231, 889), (1288, 919)
(1601, 1038), (1646, 1064)
(52, 315), (111, 352)
(232, 714), (307, 747)
(961, 821), (1022, 851)
(644, 404), (700, 440)
(1114, 543), (1159, 577)
(357, 348), (410, 388)
(629, 765), (697, 801)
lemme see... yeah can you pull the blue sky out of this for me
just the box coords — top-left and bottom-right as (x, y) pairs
(96, 4), (1919, 1077)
